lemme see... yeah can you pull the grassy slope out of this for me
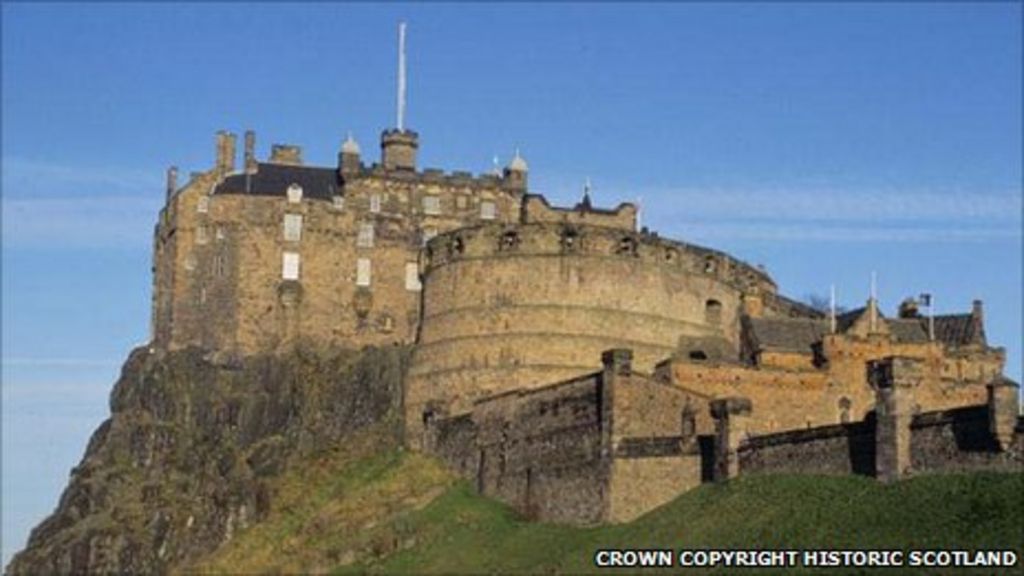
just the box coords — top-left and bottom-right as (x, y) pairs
(187, 432), (1024, 575)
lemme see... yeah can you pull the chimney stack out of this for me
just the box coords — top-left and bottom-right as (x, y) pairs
(269, 144), (303, 166)
(244, 130), (257, 174)
(215, 131), (237, 176)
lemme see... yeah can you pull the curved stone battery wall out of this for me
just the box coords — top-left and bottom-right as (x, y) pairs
(405, 222), (777, 436)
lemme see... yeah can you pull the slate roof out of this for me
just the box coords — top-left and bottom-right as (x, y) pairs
(745, 317), (828, 353)
(834, 307), (867, 333)
(932, 313), (985, 347)
(213, 163), (342, 200)
(832, 308), (984, 348)
(887, 319), (929, 344)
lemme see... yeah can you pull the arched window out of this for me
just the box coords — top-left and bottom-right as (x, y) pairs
(839, 397), (852, 424)
(705, 299), (723, 326)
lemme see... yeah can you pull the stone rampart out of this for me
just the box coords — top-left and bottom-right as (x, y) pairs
(406, 222), (777, 437)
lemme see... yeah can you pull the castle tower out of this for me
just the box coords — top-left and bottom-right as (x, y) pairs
(339, 132), (362, 176)
(503, 149), (528, 191)
(381, 129), (418, 171)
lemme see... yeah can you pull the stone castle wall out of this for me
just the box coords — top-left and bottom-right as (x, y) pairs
(425, 349), (705, 524)
(667, 336), (995, 436)
(405, 222), (778, 437)
(713, 359), (1022, 484)
(152, 138), (524, 354)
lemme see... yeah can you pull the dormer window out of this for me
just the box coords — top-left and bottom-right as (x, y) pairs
(423, 195), (441, 215)
(286, 184), (303, 203)
(332, 196), (345, 210)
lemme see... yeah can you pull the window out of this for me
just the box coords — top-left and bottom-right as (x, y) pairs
(705, 299), (723, 326)
(356, 258), (372, 286)
(369, 193), (382, 213)
(214, 254), (227, 277)
(480, 201), (497, 220)
(196, 225), (208, 244)
(405, 262), (421, 291)
(215, 227), (226, 241)
(283, 214), (303, 242)
(197, 196), (210, 213)
(282, 252), (300, 280)
(332, 195), (345, 210)
(421, 227), (437, 247)
(423, 195), (441, 215)
(357, 223), (375, 248)
(286, 184), (303, 203)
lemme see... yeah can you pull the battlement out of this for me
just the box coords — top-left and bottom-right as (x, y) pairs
(520, 194), (636, 231)
(423, 222), (777, 295)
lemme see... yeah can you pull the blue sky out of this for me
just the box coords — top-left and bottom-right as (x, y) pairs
(2, 2), (1021, 565)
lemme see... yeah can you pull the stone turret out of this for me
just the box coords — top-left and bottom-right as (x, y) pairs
(987, 376), (1020, 450)
(503, 149), (528, 191)
(381, 129), (418, 171)
(339, 133), (362, 176)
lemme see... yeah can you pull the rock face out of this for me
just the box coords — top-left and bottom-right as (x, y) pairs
(5, 344), (410, 575)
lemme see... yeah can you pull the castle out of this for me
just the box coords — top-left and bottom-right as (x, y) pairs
(152, 34), (1021, 525)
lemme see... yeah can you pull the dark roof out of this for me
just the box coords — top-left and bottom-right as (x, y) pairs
(888, 319), (929, 344)
(932, 313), (985, 348)
(213, 163), (341, 200)
(745, 317), (828, 353)
(835, 307), (867, 333)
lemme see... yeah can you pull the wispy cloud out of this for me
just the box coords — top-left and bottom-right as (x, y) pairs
(2, 357), (121, 368)
(535, 175), (1022, 243)
(2, 157), (162, 199)
(1, 157), (164, 249)
(2, 196), (160, 249)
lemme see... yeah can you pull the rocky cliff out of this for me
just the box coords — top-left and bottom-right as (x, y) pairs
(5, 344), (410, 575)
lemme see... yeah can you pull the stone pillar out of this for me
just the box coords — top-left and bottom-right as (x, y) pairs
(165, 166), (178, 202)
(870, 356), (920, 483)
(215, 131), (236, 175)
(987, 377), (1020, 451)
(710, 397), (752, 482)
(599, 349), (633, 450)
(381, 129), (418, 171)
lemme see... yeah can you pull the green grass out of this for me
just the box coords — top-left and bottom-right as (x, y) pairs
(187, 438), (1024, 575)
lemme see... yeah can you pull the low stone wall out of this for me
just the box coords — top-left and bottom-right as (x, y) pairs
(739, 420), (875, 477)
(726, 405), (1021, 481)
(910, 406), (1023, 474)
